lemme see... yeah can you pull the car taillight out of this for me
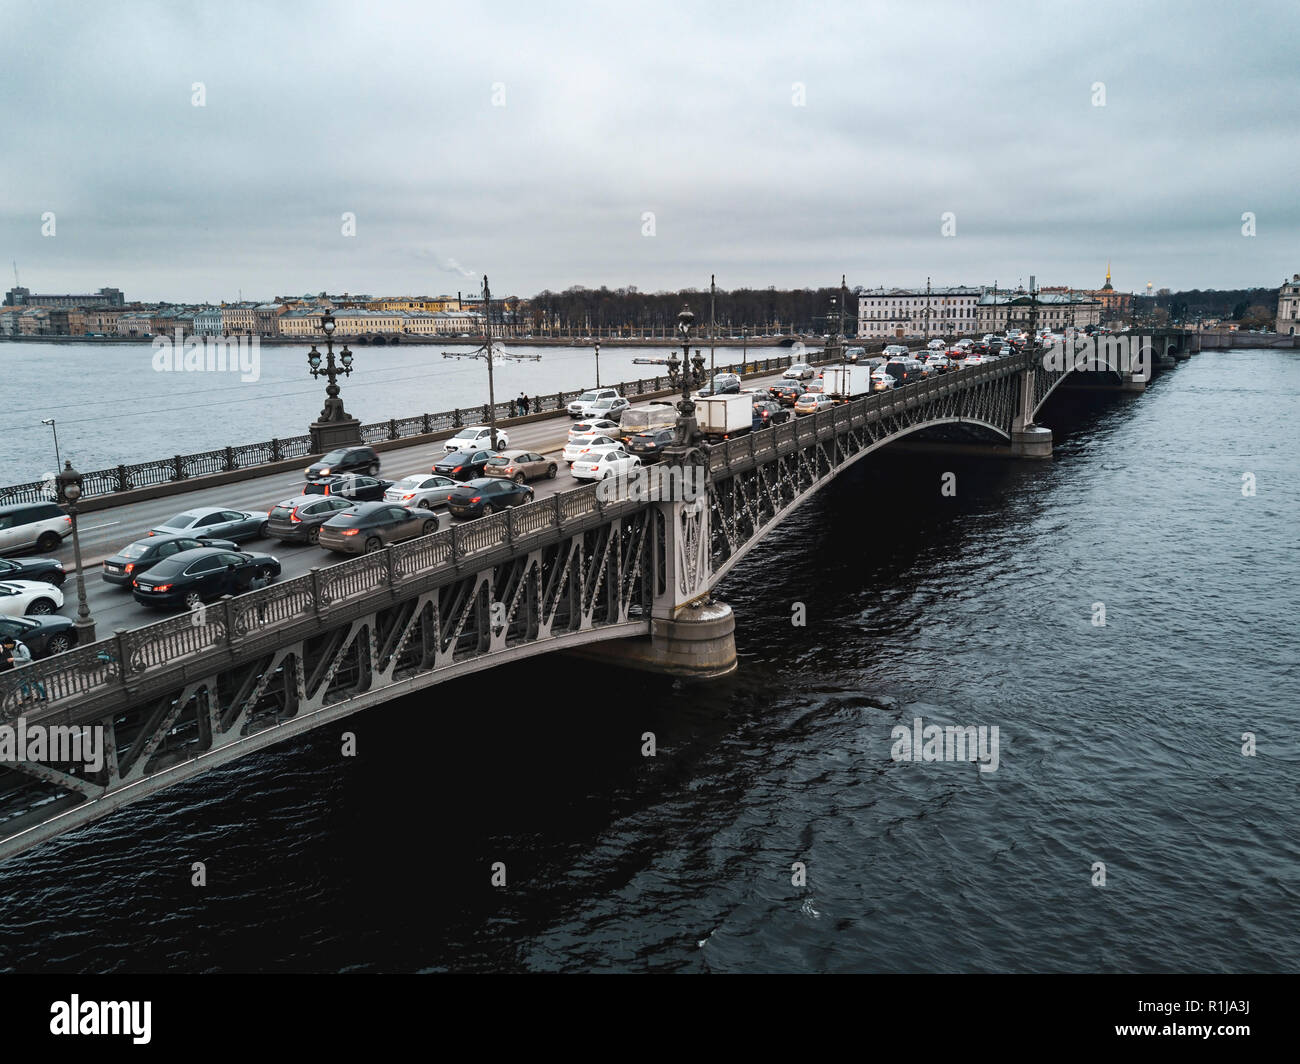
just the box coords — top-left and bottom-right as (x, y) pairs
(124, 563), (135, 574)
(340, 528), (359, 536)
(469, 496), (482, 503)
(147, 531), (155, 536)
(401, 493), (415, 500)
(290, 508), (301, 522)
(453, 466), (463, 473)
(153, 583), (172, 592)
(64, 516), (72, 525)
(505, 467), (515, 474)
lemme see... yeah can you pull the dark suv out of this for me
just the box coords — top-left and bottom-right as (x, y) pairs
(625, 427), (676, 463)
(305, 446), (380, 481)
(752, 400), (792, 429)
(266, 495), (359, 544)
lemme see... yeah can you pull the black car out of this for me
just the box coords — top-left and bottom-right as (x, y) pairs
(432, 448), (500, 482)
(752, 400), (792, 429)
(446, 478), (535, 519)
(266, 494), (358, 544)
(102, 533), (239, 586)
(0, 555), (66, 587)
(299, 473), (393, 501)
(625, 428), (676, 463)
(304, 446), (380, 481)
(0, 614), (79, 658)
(769, 381), (804, 405)
(131, 548), (282, 610)
(697, 373), (742, 397)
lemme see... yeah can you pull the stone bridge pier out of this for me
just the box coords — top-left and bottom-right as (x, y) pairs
(573, 455), (738, 680)
(1011, 360), (1053, 459)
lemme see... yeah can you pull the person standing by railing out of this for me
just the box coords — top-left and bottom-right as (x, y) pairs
(1, 637), (45, 702)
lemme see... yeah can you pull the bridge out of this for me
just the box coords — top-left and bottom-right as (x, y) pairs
(0, 330), (1191, 860)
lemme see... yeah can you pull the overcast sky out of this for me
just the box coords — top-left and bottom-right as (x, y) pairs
(1, 0), (1296, 302)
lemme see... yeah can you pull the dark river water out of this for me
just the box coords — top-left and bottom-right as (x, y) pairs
(0, 347), (1296, 973)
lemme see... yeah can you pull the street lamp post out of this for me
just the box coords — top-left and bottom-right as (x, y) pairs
(40, 418), (61, 473)
(594, 341), (600, 388)
(56, 461), (95, 645)
(665, 305), (704, 447)
(306, 309), (360, 452)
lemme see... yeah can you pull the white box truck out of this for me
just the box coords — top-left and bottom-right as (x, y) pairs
(821, 365), (871, 401)
(696, 394), (753, 441)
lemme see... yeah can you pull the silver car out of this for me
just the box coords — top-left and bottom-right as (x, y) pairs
(149, 507), (268, 542)
(383, 474), (460, 510)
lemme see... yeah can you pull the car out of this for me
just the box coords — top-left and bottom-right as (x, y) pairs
(871, 371), (899, 392)
(625, 427), (676, 463)
(304, 445), (380, 480)
(804, 380), (825, 394)
(131, 548), (281, 609)
(752, 400), (793, 429)
(102, 532), (241, 586)
(0, 580), (63, 616)
(432, 448), (500, 481)
(926, 339), (946, 351)
(317, 502), (441, 555)
(585, 397), (632, 423)
(955, 338), (974, 349)
(569, 418), (621, 440)
(149, 506), (268, 542)
(794, 393), (835, 415)
(697, 373), (742, 396)
(844, 347), (866, 363)
(562, 434), (622, 464)
(567, 388), (621, 418)
(0, 614), (79, 658)
(0, 502), (72, 556)
(446, 477), (535, 518)
(883, 345), (910, 359)
(443, 426), (509, 453)
(0, 555), (65, 587)
(383, 474), (461, 510)
(482, 451), (557, 483)
(769, 381), (805, 405)
(299, 473), (393, 501)
(265, 495), (359, 544)
(571, 448), (641, 481)
(961, 353), (987, 367)
(925, 354), (954, 373)
(783, 363), (816, 380)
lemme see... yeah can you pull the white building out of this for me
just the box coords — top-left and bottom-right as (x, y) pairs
(1275, 274), (1300, 335)
(976, 289), (1101, 333)
(857, 286), (982, 339)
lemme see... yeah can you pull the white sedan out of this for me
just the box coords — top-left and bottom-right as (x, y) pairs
(562, 434), (622, 464)
(961, 354), (987, 367)
(569, 418), (621, 440)
(571, 449), (641, 481)
(0, 580), (64, 617)
(383, 474), (460, 509)
(443, 426), (509, 453)
(783, 363), (816, 380)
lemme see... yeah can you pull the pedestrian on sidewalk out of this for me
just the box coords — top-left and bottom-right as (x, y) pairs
(521, 393), (531, 414)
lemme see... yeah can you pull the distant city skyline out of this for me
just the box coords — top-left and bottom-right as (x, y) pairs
(2, 1), (1296, 301)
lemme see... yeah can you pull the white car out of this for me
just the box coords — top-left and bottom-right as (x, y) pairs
(926, 339), (946, 351)
(870, 371), (898, 392)
(383, 474), (460, 509)
(562, 434), (622, 464)
(567, 388), (621, 418)
(0, 580), (63, 617)
(569, 418), (621, 440)
(783, 363), (815, 380)
(571, 449), (641, 481)
(961, 354), (986, 367)
(444, 426), (508, 453)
